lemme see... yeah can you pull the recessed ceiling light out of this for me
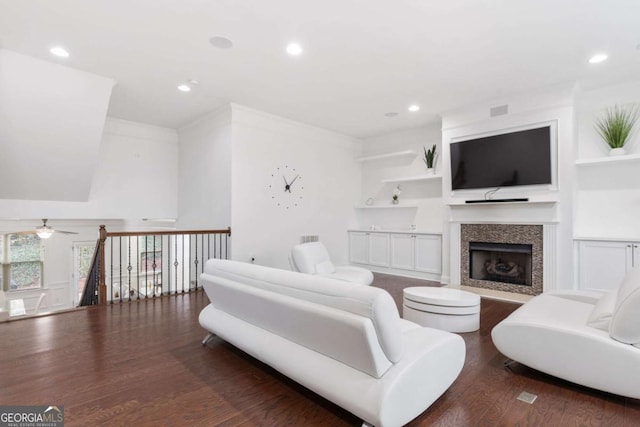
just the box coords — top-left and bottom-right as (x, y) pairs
(408, 105), (420, 112)
(588, 53), (608, 64)
(385, 112), (399, 117)
(177, 84), (191, 92)
(209, 36), (233, 49)
(286, 43), (303, 56)
(50, 46), (69, 58)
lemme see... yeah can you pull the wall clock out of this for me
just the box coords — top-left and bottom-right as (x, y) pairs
(268, 165), (303, 209)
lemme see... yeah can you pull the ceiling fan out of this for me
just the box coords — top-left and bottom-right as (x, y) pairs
(15, 219), (79, 239)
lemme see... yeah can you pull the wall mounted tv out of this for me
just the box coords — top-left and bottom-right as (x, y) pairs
(450, 126), (552, 191)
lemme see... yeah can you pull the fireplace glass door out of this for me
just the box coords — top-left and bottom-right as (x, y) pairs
(469, 242), (532, 286)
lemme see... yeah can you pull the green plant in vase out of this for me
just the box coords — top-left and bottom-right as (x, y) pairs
(423, 144), (437, 172)
(392, 185), (401, 204)
(594, 104), (639, 156)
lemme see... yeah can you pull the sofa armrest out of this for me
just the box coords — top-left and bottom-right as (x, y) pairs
(547, 290), (606, 305)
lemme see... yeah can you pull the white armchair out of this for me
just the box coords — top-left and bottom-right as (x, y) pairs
(290, 241), (374, 285)
(491, 266), (640, 399)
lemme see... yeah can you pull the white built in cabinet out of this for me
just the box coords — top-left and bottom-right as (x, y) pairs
(349, 231), (442, 281)
(348, 232), (390, 267)
(576, 239), (639, 291)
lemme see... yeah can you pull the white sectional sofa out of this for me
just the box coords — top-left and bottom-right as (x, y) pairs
(199, 259), (465, 427)
(492, 266), (640, 399)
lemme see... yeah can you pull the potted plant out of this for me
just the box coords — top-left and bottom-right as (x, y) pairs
(594, 104), (639, 156)
(392, 185), (401, 204)
(423, 144), (437, 172)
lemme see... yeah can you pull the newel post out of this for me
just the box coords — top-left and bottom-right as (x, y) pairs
(98, 225), (107, 305)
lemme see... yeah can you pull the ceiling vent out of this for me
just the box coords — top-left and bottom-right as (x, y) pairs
(490, 104), (509, 117)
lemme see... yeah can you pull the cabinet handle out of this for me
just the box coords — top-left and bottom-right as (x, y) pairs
(628, 244), (633, 248)
(634, 245), (638, 248)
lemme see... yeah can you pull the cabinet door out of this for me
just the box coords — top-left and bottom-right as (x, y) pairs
(368, 233), (390, 267)
(390, 234), (414, 270)
(578, 241), (633, 291)
(349, 232), (369, 264)
(415, 234), (442, 274)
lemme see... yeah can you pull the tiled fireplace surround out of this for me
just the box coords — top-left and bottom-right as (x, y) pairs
(448, 202), (558, 296)
(461, 224), (543, 296)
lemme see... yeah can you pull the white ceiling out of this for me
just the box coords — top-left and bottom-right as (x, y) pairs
(1, 0), (639, 138)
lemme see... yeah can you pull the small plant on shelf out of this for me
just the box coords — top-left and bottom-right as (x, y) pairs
(392, 185), (401, 204)
(594, 104), (639, 156)
(423, 144), (437, 170)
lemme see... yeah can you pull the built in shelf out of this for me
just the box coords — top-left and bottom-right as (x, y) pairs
(575, 153), (640, 166)
(355, 150), (417, 163)
(354, 204), (419, 209)
(381, 174), (442, 184)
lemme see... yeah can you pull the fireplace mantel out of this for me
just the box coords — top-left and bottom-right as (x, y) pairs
(448, 199), (559, 293)
(449, 199), (559, 225)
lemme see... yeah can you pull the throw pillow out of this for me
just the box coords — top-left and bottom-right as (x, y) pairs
(315, 260), (336, 274)
(609, 266), (640, 345)
(586, 290), (617, 331)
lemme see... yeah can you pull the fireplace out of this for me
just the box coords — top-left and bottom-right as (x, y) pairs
(461, 224), (543, 296)
(469, 242), (532, 286)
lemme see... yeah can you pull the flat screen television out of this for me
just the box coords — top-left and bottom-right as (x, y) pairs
(450, 126), (552, 191)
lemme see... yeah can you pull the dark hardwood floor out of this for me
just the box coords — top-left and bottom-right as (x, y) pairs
(1, 273), (638, 426)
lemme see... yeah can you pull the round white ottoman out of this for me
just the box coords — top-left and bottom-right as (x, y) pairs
(403, 287), (481, 333)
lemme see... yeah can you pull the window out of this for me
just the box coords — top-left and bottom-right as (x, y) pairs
(1, 234), (43, 291)
(138, 236), (162, 273)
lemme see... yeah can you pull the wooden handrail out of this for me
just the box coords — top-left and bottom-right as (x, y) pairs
(105, 227), (231, 238)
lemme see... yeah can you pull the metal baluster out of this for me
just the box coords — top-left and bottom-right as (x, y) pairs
(144, 236), (148, 299)
(174, 234), (178, 295)
(119, 236), (122, 303)
(136, 237), (140, 299)
(225, 232), (229, 259)
(194, 234), (199, 290)
(110, 237), (114, 304)
(214, 234), (218, 259)
(182, 234), (185, 293)
(162, 235), (166, 296)
(127, 236), (132, 301)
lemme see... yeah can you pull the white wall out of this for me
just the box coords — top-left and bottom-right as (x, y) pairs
(177, 106), (232, 229)
(0, 49), (114, 201)
(360, 125), (443, 232)
(574, 80), (640, 239)
(230, 104), (362, 269)
(0, 118), (179, 219)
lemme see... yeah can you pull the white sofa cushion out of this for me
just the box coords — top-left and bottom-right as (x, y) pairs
(291, 242), (330, 274)
(319, 266), (373, 285)
(315, 260), (335, 274)
(610, 266), (640, 346)
(587, 290), (617, 331)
